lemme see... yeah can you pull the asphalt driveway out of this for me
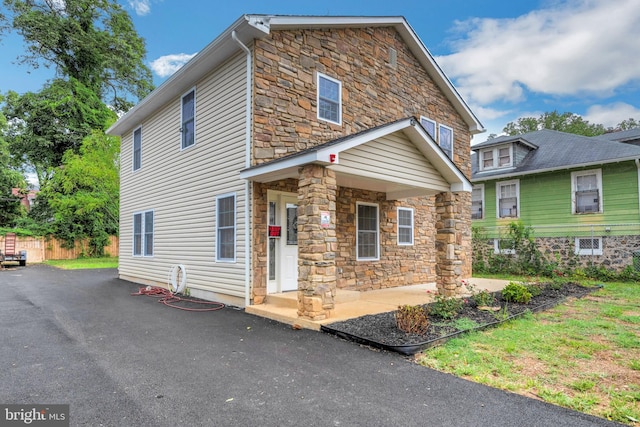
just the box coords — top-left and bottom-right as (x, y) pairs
(0, 265), (619, 426)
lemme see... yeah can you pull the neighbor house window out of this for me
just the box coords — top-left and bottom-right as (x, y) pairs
(317, 73), (341, 124)
(181, 88), (196, 149)
(497, 180), (519, 218)
(420, 116), (436, 140)
(133, 126), (142, 171)
(357, 202), (379, 260)
(397, 207), (414, 245)
(575, 237), (603, 255)
(494, 239), (516, 255)
(216, 193), (236, 262)
(480, 144), (512, 170)
(572, 169), (602, 214)
(471, 185), (484, 219)
(438, 124), (453, 159)
(133, 210), (154, 257)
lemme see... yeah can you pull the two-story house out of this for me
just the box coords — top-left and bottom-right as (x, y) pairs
(471, 128), (640, 271)
(106, 15), (484, 321)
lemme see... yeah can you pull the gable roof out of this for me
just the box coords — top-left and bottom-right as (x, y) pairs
(241, 117), (472, 199)
(472, 129), (640, 180)
(107, 14), (483, 137)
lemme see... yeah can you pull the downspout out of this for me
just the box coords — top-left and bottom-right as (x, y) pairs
(232, 30), (252, 307)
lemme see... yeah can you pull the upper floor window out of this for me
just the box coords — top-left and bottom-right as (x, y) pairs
(133, 210), (154, 257)
(216, 193), (236, 262)
(471, 185), (484, 219)
(317, 73), (341, 125)
(420, 116), (436, 140)
(497, 180), (519, 218)
(438, 124), (453, 159)
(181, 89), (196, 149)
(397, 207), (414, 245)
(480, 144), (512, 171)
(572, 169), (602, 214)
(133, 126), (142, 171)
(357, 202), (379, 260)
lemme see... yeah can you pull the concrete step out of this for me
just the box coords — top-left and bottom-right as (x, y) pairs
(265, 289), (362, 309)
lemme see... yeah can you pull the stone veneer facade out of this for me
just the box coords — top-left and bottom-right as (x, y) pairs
(250, 26), (474, 314)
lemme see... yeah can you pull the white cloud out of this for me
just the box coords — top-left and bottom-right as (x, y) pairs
(128, 0), (151, 16)
(584, 102), (640, 128)
(150, 53), (197, 78)
(437, 0), (640, 105)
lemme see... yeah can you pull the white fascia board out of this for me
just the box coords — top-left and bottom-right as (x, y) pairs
(107, 15), (268, 136)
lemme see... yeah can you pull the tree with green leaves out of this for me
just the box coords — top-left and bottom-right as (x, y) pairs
(503, 111), (606, 137)
(3, 78), (116, 185)
(0, 101), (27, 226)
(1, 0), (154, 111)
(41, 130), (120, 255)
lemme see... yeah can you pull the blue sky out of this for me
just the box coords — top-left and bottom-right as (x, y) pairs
(2, 0), (639, 141)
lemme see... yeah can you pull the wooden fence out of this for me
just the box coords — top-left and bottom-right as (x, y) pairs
(1, 235), (119, 262)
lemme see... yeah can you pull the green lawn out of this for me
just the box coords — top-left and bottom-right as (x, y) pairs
(44, 257), (118, 269)
(417, 280), (640, 425)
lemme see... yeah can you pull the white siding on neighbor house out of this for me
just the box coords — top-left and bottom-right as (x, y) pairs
(119, 50), (249, 300)
(339, 133), (451, 192)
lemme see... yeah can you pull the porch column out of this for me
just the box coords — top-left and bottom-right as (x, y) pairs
(297, 164), (337, 320)
(435, 191), (471, 296)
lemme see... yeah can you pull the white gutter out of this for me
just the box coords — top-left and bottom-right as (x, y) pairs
(232, 30), (253, 308)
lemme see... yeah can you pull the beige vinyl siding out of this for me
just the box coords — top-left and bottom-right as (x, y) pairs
(339, 133), (450, 192)
(119, 50), (248, 299)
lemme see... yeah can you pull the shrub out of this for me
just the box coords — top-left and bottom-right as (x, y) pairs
(431, 294), (464, 320)
(501, 282), (532, 304)
(395, 305), (429, 335)
(526, 283), (543, 297)
(472, 289), (497, 307)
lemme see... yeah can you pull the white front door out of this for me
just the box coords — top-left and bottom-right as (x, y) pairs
(267, 193), (298, 293)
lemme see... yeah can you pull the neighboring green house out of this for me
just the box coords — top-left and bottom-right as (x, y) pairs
(471, 128), (640, 271)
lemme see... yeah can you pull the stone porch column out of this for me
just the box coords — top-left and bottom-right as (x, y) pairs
(435, 191), (470, 296)
(297, 164), (337, 320)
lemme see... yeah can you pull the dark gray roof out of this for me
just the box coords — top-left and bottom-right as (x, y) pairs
(598, 127), (640, 143)
(472, 129), (640, 180)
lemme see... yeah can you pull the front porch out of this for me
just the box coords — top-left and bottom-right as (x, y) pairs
(245, 278), (509, 330)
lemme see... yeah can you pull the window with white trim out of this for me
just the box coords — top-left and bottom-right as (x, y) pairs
(571, 169), (602, 214)
(317, 73), (341, 124)
(420, 116), (436, 140)
(497, 180), (519, 218)
(397, 207), (414, 245)
(438, 124), (453, 159)
(133, 127), (142, 171)
(216, 193), (236, 262)
(575, 237), (603, 255)
(133, 210), (154, 257)
(480, 144), (512, 171)
(357, 203), (379, 260)
(181, 89), (196, 149)
(471, 185), (484, 219)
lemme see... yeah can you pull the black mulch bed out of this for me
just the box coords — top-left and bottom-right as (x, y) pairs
(321, 282), (600, 355)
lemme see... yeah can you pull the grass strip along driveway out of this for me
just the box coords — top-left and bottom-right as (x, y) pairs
(417, 281), (640, 426)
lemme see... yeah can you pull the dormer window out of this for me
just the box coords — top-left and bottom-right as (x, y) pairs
(479, 144), (512, 171)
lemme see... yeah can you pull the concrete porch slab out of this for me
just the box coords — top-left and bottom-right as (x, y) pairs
(245, 277), (511, 331)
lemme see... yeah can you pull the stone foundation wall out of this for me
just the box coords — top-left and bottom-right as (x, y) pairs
(335, 187), (438, 291)
(476, 235), (640, 272)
